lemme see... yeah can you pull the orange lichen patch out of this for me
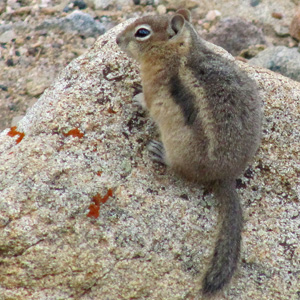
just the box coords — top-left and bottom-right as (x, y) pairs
(63, 128), (84, 138)
(87, 189), (113, 218)
(7, 126), (25, 144)
(101, 188), (113, 204)
(87, 203), (100, 219)
(107, 107), (117, 114)
(92, 194), (103, 207)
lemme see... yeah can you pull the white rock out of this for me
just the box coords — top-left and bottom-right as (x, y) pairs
(205, 10), (222, 22)
(157, 4), (167, 15)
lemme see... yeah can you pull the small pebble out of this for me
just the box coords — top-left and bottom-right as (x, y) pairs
(157, 5), (166, 15)
(6, 58), (14, 66)
(11, 115), (24, 127)
(250, 0), (261, 7)
(272, 12), (283, 20)
(274, 24), (290, 37)
(290, 11), (300, 41)
(73, 0), (87, 9)
(205, 10), (221, 22)
(0, 84), (8, 91)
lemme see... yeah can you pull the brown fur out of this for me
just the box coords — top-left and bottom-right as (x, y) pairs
(117, 9), (261, 296)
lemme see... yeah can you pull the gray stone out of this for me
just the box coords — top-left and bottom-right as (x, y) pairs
(37, 10), (106, 37)
(274, 24), (290, 37)
(62, 11), (106, 37)
(0, 19), (299, 300)
(249, 46), (300, 81)
(205, 17), (267, 56)
(250, 0), (261, 7)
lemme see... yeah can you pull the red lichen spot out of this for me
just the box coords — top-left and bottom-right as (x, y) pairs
(97, 171), (102, 176)
(7, 126), (25, 144)
(63, 128), (84, 138)
(107, 107), (117, 114)
(87, 189), (113, 218)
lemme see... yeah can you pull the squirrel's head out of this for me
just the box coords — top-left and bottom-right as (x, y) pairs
(116, 9), (192, 61)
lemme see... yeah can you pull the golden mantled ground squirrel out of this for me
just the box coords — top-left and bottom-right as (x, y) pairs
(117, 9), (261, 296)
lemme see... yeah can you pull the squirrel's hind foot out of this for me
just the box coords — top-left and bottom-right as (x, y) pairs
(147, 140), (167, 165)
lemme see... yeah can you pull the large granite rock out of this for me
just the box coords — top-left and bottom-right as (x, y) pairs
(0, 19), (299, 300)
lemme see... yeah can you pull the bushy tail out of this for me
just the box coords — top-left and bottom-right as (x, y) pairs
(202, 180), (243, 296)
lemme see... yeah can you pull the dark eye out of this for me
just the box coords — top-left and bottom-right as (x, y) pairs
(135, 28), (151, 38)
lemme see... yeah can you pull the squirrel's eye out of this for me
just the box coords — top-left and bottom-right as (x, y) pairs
(135, 28), (151, 39)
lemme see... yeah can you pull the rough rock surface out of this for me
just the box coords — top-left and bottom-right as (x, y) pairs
(0, 19), (299, 300)
(249, 46), (300, 82)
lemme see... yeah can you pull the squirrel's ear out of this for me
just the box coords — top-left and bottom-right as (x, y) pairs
(175, 9), (191, 22)
(171, 14), (185, 34)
